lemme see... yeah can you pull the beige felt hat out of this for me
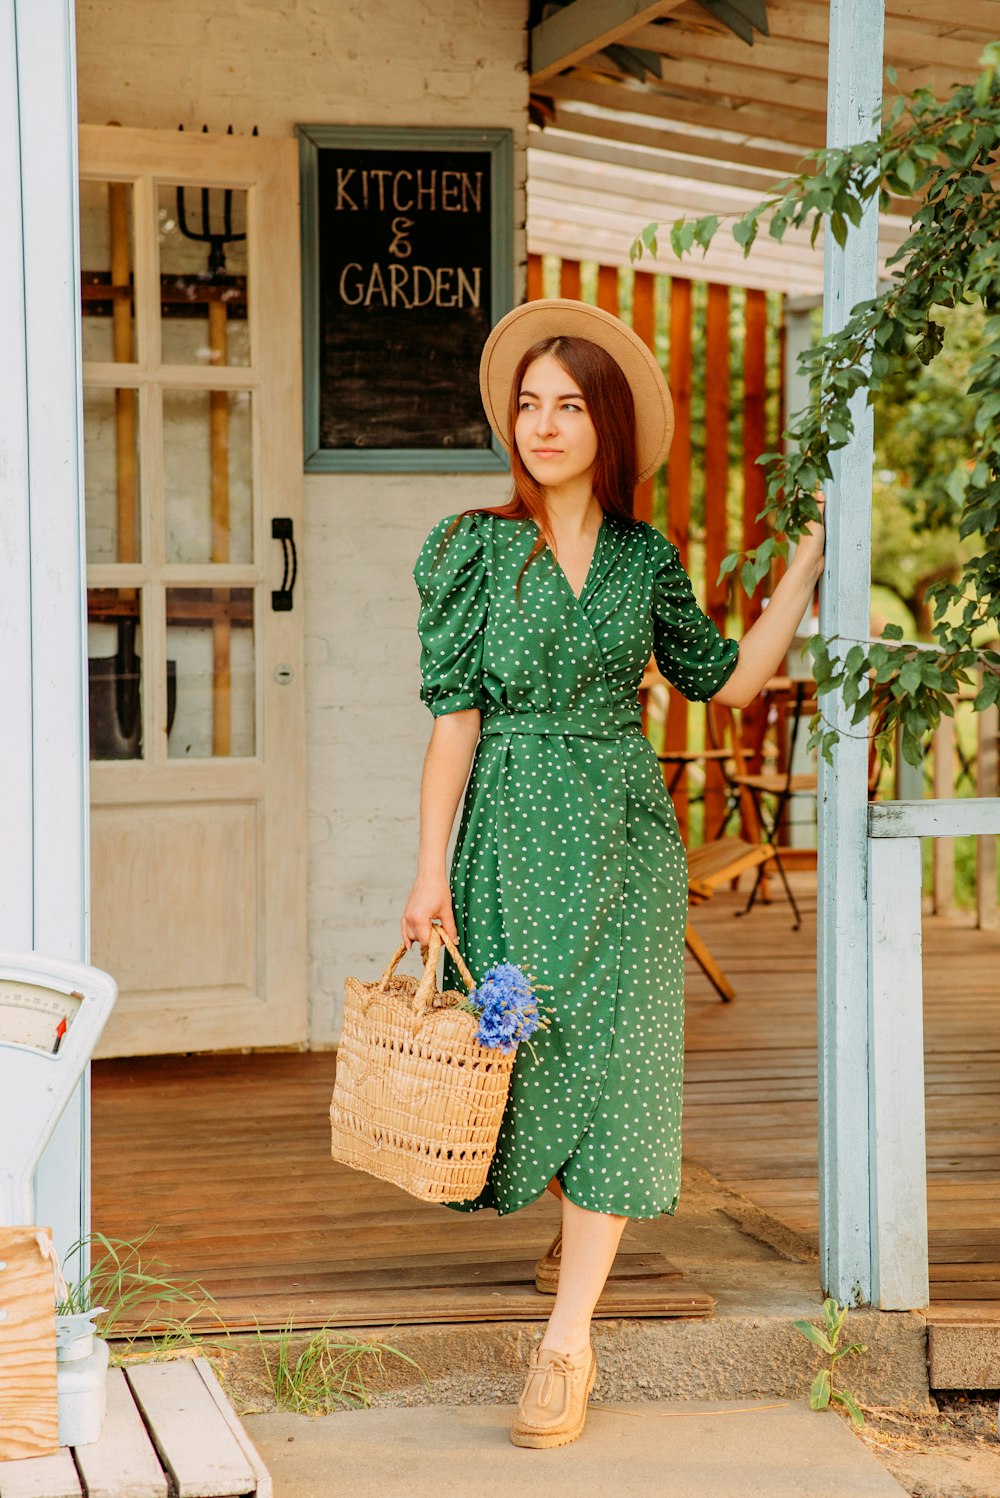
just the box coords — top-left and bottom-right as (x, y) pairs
(479, 298), (674, 483)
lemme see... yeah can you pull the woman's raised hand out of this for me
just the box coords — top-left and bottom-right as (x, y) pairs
(794, 494), (826, 579)
(401, 875), (458, 950)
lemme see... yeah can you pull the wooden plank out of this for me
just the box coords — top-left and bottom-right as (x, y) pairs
(631, 269), (655, 527)
(526, 252), (544, 302)
(0, 1449), (82, 1498)
(191, 1358), (271, 1498)
(975, 691), (998, 931)
(559, 257), (581, 300)
(740, 286), (769, 826)
(91, 880), (1000, 1336)
(0, 1229), (59, 1461)
(931, 715), (955, 913)
(870, 797), (1000, 840)
(596, 262), (618, 316)
(125, 1361), (255, 1498)
(703, 286), (727, 632)
(665, 275), (691, 835)
(868, 837), (929, 1309)
(72, 1368), (169, 1498)
(704, 281), (729, 839)
(529, 0), (684, 84)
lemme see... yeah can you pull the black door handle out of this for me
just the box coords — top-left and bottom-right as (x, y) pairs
(271, 517), (298, 612)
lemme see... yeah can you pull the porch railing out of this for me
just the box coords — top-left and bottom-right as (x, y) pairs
(868, 796), (1000, 1308)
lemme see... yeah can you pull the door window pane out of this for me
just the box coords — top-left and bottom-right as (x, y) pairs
(88, 591), (150, 760)
(166, 588), (255, 758)
(163, 390), (252, 564)
(158, 184), (249, 366)
(80, 180), (136, 363)
(84, 387), (141, 564)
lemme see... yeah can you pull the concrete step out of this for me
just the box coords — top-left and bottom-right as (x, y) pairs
(243, 1399), (911, 1498)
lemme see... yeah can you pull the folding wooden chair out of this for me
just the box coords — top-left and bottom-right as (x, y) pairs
(684, 834), (776, 1001)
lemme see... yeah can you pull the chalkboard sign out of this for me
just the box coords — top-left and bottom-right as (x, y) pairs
(298, 126), (513, 472)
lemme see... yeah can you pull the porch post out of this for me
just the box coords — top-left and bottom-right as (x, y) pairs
(816, 0), (884, 1305)
(0, 0), (90, 1272)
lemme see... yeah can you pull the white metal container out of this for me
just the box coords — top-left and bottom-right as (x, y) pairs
(56, 1310), (110, 1446)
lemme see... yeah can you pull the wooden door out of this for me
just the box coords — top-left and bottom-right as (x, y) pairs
(79, 126), (307, 1057)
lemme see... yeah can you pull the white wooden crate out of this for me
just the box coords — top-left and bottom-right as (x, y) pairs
(0, 1357), (271, 1498)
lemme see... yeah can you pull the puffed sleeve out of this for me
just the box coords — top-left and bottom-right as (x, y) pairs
(413, 513), (490, 717)
(648, 526), (740, 702)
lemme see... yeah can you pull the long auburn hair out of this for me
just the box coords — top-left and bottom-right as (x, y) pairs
(443, 335), (640, 594)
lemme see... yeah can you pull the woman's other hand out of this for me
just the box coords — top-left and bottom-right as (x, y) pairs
(401, 877), (458, 950)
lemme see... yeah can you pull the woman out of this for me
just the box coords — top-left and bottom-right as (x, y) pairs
(402, 299), (825, 1449)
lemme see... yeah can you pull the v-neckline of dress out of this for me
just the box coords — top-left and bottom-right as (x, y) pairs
(545, 515), (606, 605)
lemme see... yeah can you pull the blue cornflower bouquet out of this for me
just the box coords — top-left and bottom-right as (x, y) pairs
(456, 961), (552, 1059)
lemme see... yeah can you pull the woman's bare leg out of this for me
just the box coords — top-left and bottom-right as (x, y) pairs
(538, 1191), (628, 1354)
(545, 1176), (562, 1199)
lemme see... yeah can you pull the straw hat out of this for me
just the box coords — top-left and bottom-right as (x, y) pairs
(479, 298), (674, 483)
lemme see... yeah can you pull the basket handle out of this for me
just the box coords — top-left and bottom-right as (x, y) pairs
(374, 924), (477, 1010)
(411, 924), (477, 1014)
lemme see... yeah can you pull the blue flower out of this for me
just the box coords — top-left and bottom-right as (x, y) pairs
(468, 962), (547, 1053)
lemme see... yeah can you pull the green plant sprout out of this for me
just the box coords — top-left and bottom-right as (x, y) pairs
(794, 1297), (867, 1429)
(57, 1229), (218, 1343)
(253, 1317), (426, 1415)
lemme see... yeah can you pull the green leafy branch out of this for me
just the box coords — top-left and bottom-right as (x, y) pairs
(631, 43), (1000, 766)
(794, 1297), (867, 1429)
(807, 626), (1000, 769)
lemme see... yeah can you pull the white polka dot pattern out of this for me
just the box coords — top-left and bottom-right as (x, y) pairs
(412, 511), (740, 1220)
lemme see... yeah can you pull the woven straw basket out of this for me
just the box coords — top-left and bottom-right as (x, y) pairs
(330, 925), (515, 1203)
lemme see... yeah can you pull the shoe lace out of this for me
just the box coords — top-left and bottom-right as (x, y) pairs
(530, 1350), (583, 1407)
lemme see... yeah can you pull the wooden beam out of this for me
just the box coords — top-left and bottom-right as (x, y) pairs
(816, 0), (885, 1311)
(540, 72), (828, 152)
(530, 0), (685, 86)
(527, 251), (544, 300)
(869, 798), (1000, 840)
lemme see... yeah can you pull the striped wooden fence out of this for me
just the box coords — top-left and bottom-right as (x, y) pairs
(527, 253), (785, 845)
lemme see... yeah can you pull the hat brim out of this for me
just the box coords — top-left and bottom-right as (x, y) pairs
(479, 298), (674, 484)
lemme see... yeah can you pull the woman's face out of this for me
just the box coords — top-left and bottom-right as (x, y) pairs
(514, 353), (598, 490)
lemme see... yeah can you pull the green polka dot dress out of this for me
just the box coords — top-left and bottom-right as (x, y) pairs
(412, 511), (740, 1220)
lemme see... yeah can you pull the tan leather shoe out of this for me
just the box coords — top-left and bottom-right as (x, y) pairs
(534, 1228), (562, 1293)
(510, 1342), (597, 1449)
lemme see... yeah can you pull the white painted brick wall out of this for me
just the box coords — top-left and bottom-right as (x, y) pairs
(76, 0), (528, 1044)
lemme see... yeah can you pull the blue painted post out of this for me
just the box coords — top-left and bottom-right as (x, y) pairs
(816, 0), (885, 1307)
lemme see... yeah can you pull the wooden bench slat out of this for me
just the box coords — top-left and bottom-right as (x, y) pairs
(125, 1361), (255, 1498)
(71, 1369), (168, 1498)
(0, 1449), (82, 1498)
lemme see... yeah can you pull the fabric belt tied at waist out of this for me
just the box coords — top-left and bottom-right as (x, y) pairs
(481, 706), (642, 740)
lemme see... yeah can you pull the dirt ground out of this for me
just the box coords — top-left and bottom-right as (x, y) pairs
(857, 1393), (1000, 1498)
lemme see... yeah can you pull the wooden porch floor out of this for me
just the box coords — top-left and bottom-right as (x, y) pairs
(91, 870), (1000, 1333)
(681, 871), (1000, 1332)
